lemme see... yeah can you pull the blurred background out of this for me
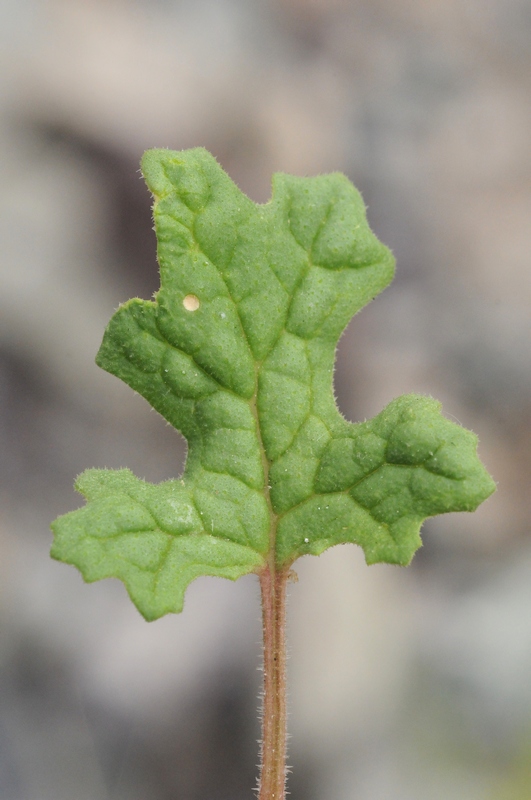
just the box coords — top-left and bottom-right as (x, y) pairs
(0, 1), (530, 798)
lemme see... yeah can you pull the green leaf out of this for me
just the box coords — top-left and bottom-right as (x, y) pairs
(51, 148), (495, 620)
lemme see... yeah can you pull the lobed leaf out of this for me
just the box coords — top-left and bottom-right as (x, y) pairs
(51, 148), (495, 619)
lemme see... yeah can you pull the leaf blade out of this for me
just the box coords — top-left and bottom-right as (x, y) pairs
(51, 148), (495, 619)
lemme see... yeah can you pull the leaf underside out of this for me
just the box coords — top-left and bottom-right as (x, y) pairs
(51, 148), (495, 620)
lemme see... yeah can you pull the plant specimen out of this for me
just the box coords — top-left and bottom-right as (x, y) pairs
(51, 148), (495, 799)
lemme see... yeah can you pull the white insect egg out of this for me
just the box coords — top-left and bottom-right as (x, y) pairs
(183, 294), (200, 311)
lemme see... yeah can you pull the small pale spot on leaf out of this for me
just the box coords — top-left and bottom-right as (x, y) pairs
(183, 294), (200, 311)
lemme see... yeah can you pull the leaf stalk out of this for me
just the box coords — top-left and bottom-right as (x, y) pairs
(258, 564), (289, 800)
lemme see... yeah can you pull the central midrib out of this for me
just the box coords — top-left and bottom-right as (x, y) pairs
(249, 361), (278, 570)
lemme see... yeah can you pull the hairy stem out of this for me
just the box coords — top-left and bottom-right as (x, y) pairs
(258, 564), (289, 800)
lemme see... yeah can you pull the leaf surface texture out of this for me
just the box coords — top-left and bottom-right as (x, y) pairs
(51, 149), (495, 619)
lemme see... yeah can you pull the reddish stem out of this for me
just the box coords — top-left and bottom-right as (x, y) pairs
(258, 564), (289, 800)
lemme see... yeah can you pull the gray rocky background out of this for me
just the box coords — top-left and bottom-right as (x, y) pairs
(0, 1), (530, 798)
